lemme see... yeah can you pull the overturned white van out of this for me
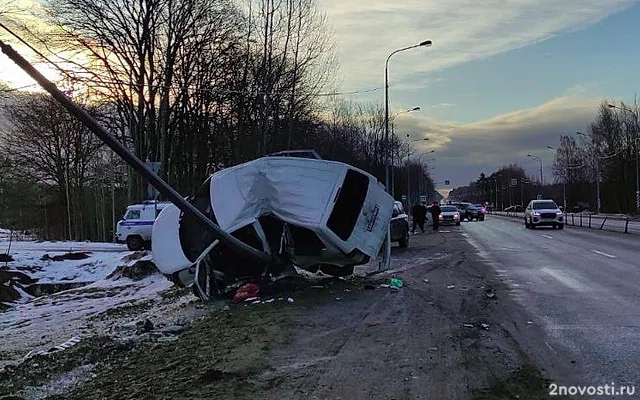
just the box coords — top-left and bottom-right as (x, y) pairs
(152, 156), (394, 300)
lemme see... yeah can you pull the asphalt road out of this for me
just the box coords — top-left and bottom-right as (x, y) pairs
(462, 215), (640, 392)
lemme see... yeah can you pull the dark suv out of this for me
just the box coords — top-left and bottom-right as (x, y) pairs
(449, 202), (479, 221)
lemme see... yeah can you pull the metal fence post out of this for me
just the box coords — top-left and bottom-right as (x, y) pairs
(589, 215), (592, 228)
(599, 217), (607, 230)
(625, 218), (629, 234)
(580, 213), (583, 227)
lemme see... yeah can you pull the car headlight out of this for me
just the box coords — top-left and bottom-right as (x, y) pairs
(533, 212), (540, 216)
(439, 215), (443, 220)
(454, 214), (460, 219)
(556, 211), (563, 215)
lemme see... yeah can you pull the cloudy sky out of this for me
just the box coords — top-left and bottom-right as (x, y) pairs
(318, 0), (640, 195)
(2, 0), (639, 197)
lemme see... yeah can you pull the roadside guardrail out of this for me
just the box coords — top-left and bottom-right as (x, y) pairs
(488, 211), (640, 236)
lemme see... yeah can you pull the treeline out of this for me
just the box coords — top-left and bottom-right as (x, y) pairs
(0, 0), (436, 240)
(448, 100), (640, 214)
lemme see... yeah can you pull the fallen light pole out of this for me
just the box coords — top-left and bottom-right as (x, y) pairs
(0, 38), (276, 266)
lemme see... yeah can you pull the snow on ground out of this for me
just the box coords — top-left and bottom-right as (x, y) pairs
(0, 235), (198, 370)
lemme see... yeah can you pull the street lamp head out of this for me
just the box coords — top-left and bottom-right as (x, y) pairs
(412, 107), (421, 111)
(608, 104), (616, 109)
(428, 149), (435, 153)
(527, 154), (532, 157)
(576, 131), (585, 136)
(546, 146), (554, 150)
(419, 40), (432, 47)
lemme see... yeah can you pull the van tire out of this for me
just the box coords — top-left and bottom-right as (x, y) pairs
(126, 235), (144, 251)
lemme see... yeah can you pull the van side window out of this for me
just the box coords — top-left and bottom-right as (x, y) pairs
(126, 209), (141, 220)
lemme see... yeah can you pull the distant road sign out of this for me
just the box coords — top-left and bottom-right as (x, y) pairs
(444, 180), (450, 185)
(536, 194), (543, 200)
(420, 195), (427, 202)
(510, 178), (518, 187)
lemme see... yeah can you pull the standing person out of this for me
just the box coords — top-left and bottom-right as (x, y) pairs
(430, 202), (442, 231)
(411, 202), (426, 233)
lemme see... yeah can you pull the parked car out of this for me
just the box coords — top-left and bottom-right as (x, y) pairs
(116, 200), (172, 250)
(449, 202), (479, 221)
(390, 201), (409, 247)
(439, 205), (461, 226)
(504, 205), (524, 212)
(473, 204), (486, 221)
(524, 199), (564, 229)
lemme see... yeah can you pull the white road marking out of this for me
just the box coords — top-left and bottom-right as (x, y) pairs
(541, 234), (553, 239)
(592, 249), (616, 259)
(544, 341), (555, 352)
(439, 230), (451, 233)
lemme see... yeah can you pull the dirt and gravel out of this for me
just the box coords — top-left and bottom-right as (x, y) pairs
(0, 227), (577, 399)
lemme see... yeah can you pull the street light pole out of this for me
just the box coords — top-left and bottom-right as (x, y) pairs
(608, 103), (640, 212)
(527, 154), (543, 196)
(546, 145), (566, 211)
(405, 137), (430, 206)
(384, 40), (432, 193)
(576, 131), (601, 213)
(390, 107), (420, 197)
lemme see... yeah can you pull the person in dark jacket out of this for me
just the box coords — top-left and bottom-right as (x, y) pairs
(429, 202), (442, 231)
(411, 202), (426, 233)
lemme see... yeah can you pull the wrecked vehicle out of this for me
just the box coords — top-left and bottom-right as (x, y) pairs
(152, 156), (394, 300)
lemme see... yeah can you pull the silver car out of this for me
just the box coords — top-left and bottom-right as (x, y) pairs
(524, 199), (564, 229)
(439, 205), (461, 226)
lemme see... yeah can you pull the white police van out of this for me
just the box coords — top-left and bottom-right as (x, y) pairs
(116, 200), (172, 251)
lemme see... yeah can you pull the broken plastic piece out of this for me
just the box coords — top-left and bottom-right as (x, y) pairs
(480, 323), (490, 330)
(287, 297), (295, 303)
(232, 283), (260, 304)
(446, 285), (456, 289)
(389, 277), (404, 288)
(463, 323), (474, 328)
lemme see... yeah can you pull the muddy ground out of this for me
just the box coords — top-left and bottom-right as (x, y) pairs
(0, 228), (577, 399)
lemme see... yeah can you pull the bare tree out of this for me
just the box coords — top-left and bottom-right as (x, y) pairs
(3, 93), (103, 239)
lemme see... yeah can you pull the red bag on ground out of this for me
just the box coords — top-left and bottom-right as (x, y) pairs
(231, 283), (260, 304)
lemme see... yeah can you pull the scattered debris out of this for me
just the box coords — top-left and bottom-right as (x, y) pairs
(389, 277), (404, 289)
(24, 336), (83, 359)
(526, 321), (533, 325)
(264, 299), (275, 303)
(136, 319), (154, 334)
(335, 297), (341, 301)
(251, 300), (261, 305)
(287, 297), (295, 303)
(480, 323), (490, 330)
(232, 283), (261, 304)
(447, 285), (456, 290)
(380, 284), (390, 288)
(423, 279), (429, 283)
(40, 252), (90, 262)
(243, 297), (259, 303)
(463, 323), (474, 328)
(0, 254), (14, 262)
(428, 347), (438, 351)
(486, 292), (496, 299)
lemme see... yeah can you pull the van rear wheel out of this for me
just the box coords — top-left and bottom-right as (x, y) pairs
(126, 235), (144, 251)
